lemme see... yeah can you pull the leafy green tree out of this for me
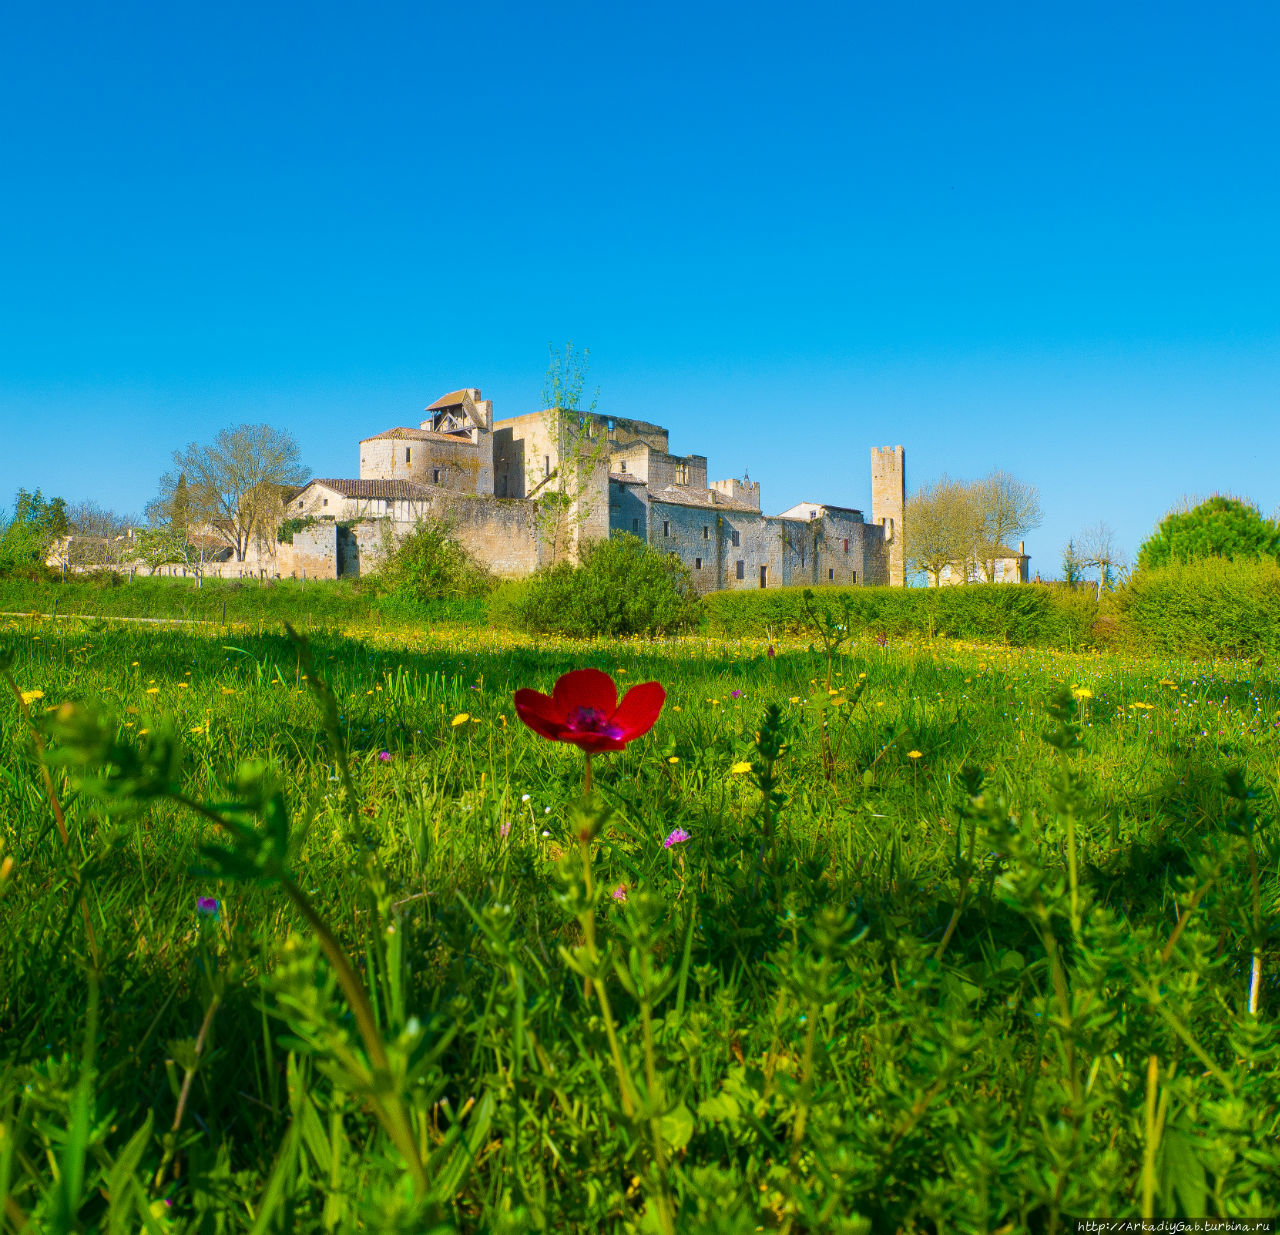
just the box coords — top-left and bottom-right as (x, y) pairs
(0, 488), (69, 576)
(1136, 495), (1280, 570)
(1062, 538), (1083, 587)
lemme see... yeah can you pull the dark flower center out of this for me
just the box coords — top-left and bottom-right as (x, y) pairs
(565, 705), (625, 740)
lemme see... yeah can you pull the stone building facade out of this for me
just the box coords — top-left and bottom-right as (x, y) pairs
(281, 387), (909, 588)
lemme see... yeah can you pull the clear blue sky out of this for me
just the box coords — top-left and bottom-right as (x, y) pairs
(3, 0), (1277, 576)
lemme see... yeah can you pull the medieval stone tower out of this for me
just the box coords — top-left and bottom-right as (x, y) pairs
(870, 445), (906, 587)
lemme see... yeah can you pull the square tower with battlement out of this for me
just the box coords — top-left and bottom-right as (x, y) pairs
(870, 445), (906, 587)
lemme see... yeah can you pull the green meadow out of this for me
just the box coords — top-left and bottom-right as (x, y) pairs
(1, 596), (1278, 1231)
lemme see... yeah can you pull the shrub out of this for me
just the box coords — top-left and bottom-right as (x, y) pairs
(1137, 495), (1280, 569)
(516, 534), (700, 637)
(703, 583), (1098, 648)
(378, 521), (492, 602)
(1111, 557), (1280, 658)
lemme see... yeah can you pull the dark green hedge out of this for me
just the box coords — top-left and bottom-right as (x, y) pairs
(1108, 557), (1280, 658)
(702, 583), (1099, 648)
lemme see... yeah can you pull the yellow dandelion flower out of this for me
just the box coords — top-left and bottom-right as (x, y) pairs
(145, 687), (160, 695)
(907, 750), (923, 759)
(668, 756), (680, 764)
(731, 761), (753, 774)
(451, 712), (470, 727)
(789, 696), (801, 704)
(20, 689), (44, 705)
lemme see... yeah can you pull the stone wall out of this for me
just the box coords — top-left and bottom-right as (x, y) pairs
(432, 495), (545, 577)
(360, 434), (489, 496)
(280, 524), (340, 580)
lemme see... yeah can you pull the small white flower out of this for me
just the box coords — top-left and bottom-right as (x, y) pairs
(521, 793), (531, 802)
(544, 806), (551, 814)
(541, 829), (551, 837)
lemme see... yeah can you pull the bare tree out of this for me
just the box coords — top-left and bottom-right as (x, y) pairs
(974, 470), (1042, 582)
(169, 425), (306, 562)
(1077, 522), (1126, 599)
(905, 475), (982, 586)
(53, 501), (138, 568)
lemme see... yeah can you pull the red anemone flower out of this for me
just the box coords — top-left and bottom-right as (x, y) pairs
(514, 668), (665, 753)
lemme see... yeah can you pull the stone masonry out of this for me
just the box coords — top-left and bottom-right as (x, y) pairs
(280, 388), (908, 590)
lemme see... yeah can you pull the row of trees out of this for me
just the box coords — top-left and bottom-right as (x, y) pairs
(0, 489), (139, 575)
(904, 471), (1043, 586)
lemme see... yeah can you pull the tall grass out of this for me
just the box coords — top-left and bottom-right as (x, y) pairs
(1, 612), (1277, 1229)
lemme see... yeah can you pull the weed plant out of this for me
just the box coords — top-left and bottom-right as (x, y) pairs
(1, 611), (1278, 1230)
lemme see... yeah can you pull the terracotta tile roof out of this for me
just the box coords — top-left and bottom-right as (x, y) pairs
(425, 389), (476, 410)
(305, 479), (434, 500)
(360, 426), (477, 445)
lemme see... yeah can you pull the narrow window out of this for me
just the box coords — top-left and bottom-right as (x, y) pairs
(731, 529), (740, 547)
(298, 500), (303, 509)
(759, 565), (767, 588)
(852, 570), (857, 584)
(736, 559), (745, 580)
(703, 525), (709, 540)
(844, 538), (849, 553)
(829, 568), (834, 580)
(544, 455), (551, 477)
(800, 547), (805, 567)
(405, 448), (412, 464)
(620, 460), (627, 472)
(695, 557), (702, 570)
(663, 521), (669, 537)
(433, 469), (440, 484)
(323, 499), (328, 507)
(632, 518), (638, 532)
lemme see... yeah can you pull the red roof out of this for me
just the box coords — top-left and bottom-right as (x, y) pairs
(360, 426), (476, 445)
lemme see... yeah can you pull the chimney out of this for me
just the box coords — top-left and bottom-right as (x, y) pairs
(1019, 540), (1025, 555)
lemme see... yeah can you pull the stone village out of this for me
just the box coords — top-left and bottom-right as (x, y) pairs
(275, 388), (912, 592)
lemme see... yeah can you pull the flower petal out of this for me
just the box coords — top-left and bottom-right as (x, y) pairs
(609, 681), (666, 742)
(553, 668), (618, 717)
(513, 689), (566, 741)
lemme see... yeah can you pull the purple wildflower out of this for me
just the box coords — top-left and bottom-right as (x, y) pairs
(196, 896), (219, 917)
(766, 646), (776, 659)
(499, 820), (512, 839)
(730, 689), (743, 699)
(875, 633), (888, 648)
(378, 750), (392, 763)
(663, 827), (691, 849)
(612, 883), (628, 902)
